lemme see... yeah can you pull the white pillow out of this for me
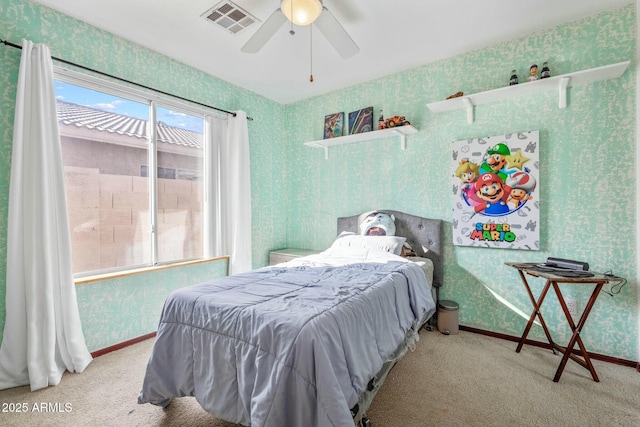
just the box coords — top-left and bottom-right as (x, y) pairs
(329, 232), (406, 255)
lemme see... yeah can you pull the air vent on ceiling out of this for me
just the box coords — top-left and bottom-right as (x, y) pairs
(202, 1), (259, 34)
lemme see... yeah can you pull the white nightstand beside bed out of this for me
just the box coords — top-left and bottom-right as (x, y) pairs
(269, 248), (321, 265)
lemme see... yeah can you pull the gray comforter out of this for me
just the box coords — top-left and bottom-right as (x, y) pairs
(138, 251), (435, 427)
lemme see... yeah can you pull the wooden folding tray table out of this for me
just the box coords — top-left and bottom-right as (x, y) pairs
(506, 262), (620, 382)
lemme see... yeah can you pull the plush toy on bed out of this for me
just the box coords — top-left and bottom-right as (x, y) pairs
(359, 211), (396, 236)
(358, 211), (417, 257)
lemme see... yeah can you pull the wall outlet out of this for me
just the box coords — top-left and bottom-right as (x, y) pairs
(564, 297), (578, 318)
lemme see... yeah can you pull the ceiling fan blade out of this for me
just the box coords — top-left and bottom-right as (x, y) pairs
(314, 6), (359, 59)
(241, 9), (287, 53)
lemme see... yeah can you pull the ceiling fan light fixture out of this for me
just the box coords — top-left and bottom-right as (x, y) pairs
(280, 0), (322, 26)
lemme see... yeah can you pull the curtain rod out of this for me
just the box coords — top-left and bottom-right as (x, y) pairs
(1, 39), (253, 121)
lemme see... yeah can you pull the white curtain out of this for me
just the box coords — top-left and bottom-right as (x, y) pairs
(205, 111), (252, 275)
(0, 40), (92, 391)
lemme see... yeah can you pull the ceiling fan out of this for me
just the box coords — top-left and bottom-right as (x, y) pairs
(241, 0), (359, 59)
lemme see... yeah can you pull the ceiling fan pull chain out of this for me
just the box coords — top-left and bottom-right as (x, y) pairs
(310, 25), (314, 82)
(289, 0), (295, 35)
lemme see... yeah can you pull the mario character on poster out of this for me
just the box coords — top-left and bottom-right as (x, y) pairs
(451, 131), (540, 250)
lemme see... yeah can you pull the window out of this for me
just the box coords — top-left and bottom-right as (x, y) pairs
(54, 70), (211, 276)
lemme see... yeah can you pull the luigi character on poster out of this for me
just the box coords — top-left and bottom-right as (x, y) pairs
(451, 132), (540, 250)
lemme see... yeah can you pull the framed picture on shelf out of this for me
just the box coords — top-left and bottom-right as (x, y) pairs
(324, 112), (344, 139)
(348, 106), (373, 134)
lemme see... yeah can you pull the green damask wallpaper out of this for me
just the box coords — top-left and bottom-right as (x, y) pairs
(0, 0), (637, 361)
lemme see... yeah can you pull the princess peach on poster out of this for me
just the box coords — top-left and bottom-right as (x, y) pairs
(455, 159), (482, 209)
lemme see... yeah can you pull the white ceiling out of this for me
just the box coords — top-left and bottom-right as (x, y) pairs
(33, 0), (633, 105)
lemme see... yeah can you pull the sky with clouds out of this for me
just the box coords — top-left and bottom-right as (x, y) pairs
(54, 80), (204, 133)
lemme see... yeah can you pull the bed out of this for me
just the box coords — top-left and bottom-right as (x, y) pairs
(138, 211), (443, 427)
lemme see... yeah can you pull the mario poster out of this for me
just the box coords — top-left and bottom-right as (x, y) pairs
(451, 131), (540, 250)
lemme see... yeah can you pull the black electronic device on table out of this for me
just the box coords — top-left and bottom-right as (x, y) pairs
(534, 257), (593, 277)
(545, 257), (590, 271)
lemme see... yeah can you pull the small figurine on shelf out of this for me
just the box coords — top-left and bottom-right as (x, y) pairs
(377, 109), (384, 130)
(384, 115), (410, 128)
(540, 61), (551, 79)
(378, 115), (410, 129)
(527, 64), (538, 82)
(509, 69), (518, 86)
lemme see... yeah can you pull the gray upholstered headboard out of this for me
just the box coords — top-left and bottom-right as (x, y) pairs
(337, 210), (444, 288)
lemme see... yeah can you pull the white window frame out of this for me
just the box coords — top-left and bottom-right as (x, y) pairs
(54, 66), (225, 278)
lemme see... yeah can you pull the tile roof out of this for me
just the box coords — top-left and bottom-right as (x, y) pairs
(56, 100), (203, 149)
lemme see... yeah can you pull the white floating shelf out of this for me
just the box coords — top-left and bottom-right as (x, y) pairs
(427, 61), (630, 124)
(304, 125), (419, 159)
